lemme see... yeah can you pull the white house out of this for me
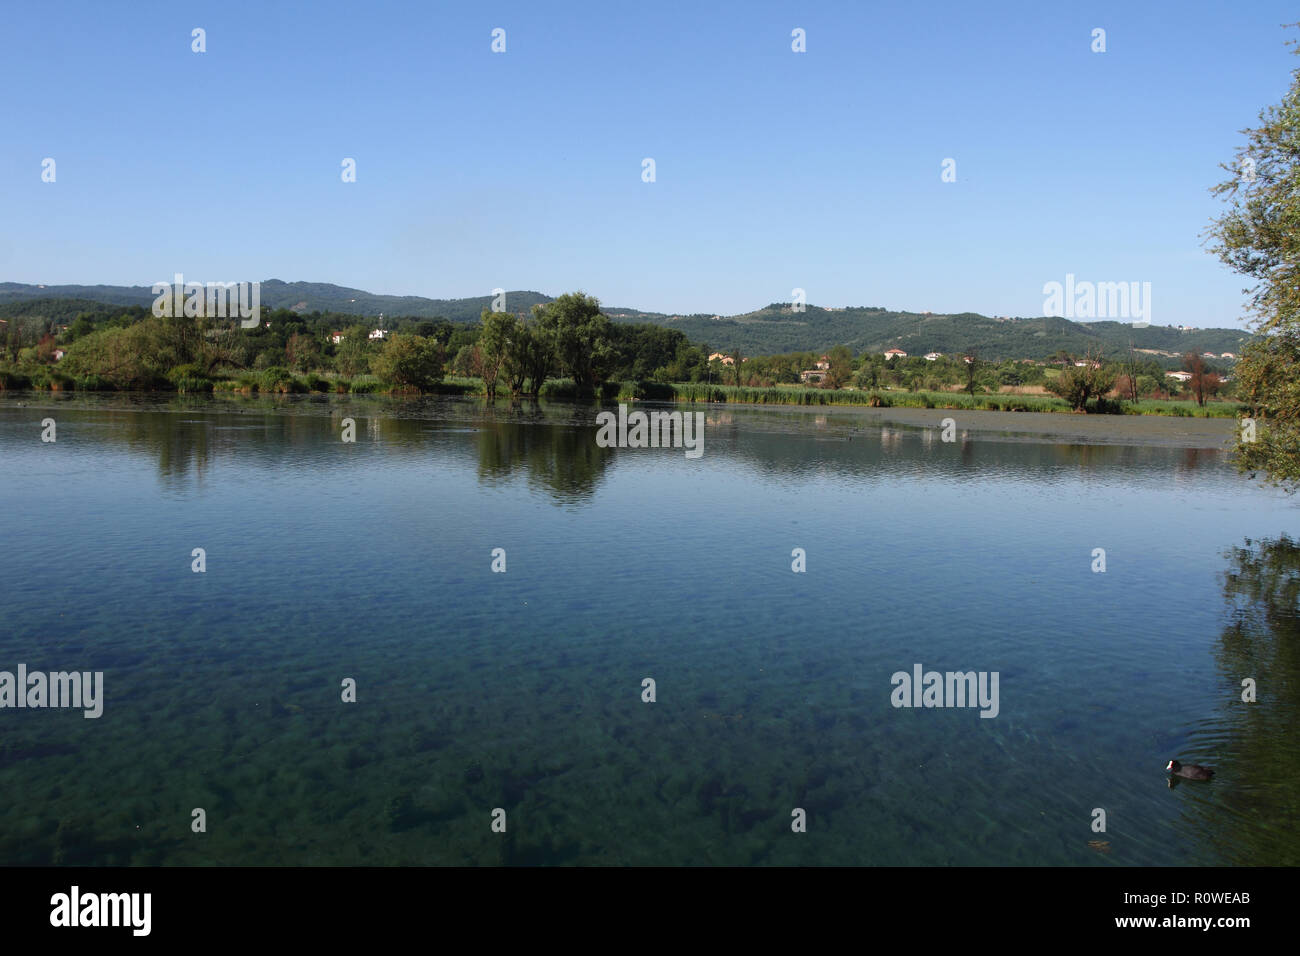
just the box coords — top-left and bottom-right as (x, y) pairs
(924, 352), (942, 361)
(884, 348), (907, 360)
(330, 331), (345, 344)
(368, 329), (389, 341)
(1165, 371), (1193, 382)
(1220, 352), (1236, 360)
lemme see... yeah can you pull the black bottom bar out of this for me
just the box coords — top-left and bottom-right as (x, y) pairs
(0, 866), (1277, 941)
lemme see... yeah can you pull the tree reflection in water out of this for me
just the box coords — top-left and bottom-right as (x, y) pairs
(1175, 536), (1300, 863)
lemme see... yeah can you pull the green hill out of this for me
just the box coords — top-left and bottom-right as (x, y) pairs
(0, 297), (138, 325)
(633, 303), (1252, 361)
(0, 281), (562, 323)
(0, 282), (1252, 361)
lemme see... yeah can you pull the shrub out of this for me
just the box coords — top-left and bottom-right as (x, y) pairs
(1089, 396), (1125, 415)
(168, 363), (213, 394)
(26, 368), (74, 390)
(174, 376), (214, 393)
(1043, 359), (1118, 412)
(371, 334), (444, 391)
(627, 381), (676, 401)
(0, 368), (31, 389)
(259, 366), (305, 393)
(73, 374), (113, 391)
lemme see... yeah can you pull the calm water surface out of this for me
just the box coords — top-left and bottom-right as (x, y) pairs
(1, 393), (1297, 865)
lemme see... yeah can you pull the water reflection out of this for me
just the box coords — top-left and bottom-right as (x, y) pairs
(1174, 536), (1300, 864)
(0, 392), (1287, 865)
(114, 410), (215, 489)
(0, 393), (1227, 501)
(476, 416), (615, 504)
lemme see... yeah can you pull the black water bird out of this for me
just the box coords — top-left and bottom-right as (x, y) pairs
(1166, 760), (1214, 780)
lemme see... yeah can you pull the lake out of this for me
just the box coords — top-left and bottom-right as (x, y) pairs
(1, 392), (1297, 865)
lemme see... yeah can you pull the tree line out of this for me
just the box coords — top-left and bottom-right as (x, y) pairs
(0, 292), (713, 394)
(0, 290), (1238, 407)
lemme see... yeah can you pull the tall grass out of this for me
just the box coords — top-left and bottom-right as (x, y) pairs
(537, 379), (620, 401)
(607, 382), (1244, 416)
(0, 363), (1244, 419)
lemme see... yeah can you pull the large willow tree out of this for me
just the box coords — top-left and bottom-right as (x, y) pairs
(1208, 35), (1300, 491)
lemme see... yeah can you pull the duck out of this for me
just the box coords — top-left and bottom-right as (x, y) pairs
(1166, 760), (1214, 780)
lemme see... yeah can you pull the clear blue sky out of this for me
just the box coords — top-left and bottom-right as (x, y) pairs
(1, 0), (1294, 328)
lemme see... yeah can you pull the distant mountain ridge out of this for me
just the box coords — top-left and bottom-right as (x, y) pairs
(0, 281), (1252, 360)
(653, 303), (1252, 361)
(0, 281), (566, 323)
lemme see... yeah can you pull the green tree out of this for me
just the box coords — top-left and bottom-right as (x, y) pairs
(855, 355), (882, 389)
(1207, 39), (1300, 487)
(1043, 353), (1117, 411)
(285, 332), (322, 373)
(478, 309), (517, 399)
(335, 326), (372, 377)
(534, 292), (614, 393)
(823, 345), (853, 389)
(502, 328), (529, 396)
(664, 342), (706, 383)
(963, 351), (982, 397)
(451, 343), (480, 378)
(608, 324), (688, 381)
(66, 314), (96, 342)
(520, 309), (555, 397)
(1232, 332), (1300, 485)
(371, 333), (444, 390)
(60, 319), (172, 388)
(4, 316), (45, 363)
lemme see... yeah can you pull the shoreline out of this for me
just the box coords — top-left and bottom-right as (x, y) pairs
(708, 402), (1239, 449)
(1, 388), (1242, 450)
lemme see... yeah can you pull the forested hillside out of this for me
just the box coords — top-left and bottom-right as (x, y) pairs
(642, 304), (1251, 359)
(0, 283), (1251, 360)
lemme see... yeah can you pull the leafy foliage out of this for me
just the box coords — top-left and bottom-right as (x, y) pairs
(1042, 354), (1118, 411)
(371, 334), (444, 390)
(1208, 38), (1300, 489)
(533, 292), (615, 392)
